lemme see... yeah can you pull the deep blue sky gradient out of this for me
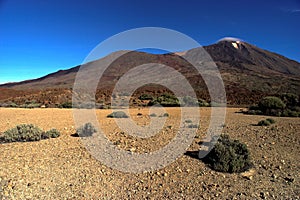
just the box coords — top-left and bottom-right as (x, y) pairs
(1, 0), (300, 83)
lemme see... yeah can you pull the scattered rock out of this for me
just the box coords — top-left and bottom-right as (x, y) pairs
(271, 174), (277, 179)
(260, 191), (269, 199)
(241, 168), (256, 180)
(284, 177), (294, 183)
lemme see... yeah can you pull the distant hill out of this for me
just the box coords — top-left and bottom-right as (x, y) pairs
(1, 40), (300, 106)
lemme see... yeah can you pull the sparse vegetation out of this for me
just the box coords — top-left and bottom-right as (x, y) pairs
(107, 111), (129, 118)
(148, 94), (180, 107)
(0, 124), (60, 143)
(147, 94), (210, 107)
(163, 113), (169, 117)
(203, 134), (252, 173)
(19, 100), (41, 109)
(182, 96), (198, 106)
(158, 113), (169, 117)
(59, 102), (73, 108)
(42, 129), (60, 139)
(258, 96), (285, 113)
(149, 113), (157, 117)
(266, 118), (275, 124)
(280, 93), (299, 108)
(182, 96), (210, 107)
(76, 123), (97, 137)
(257, 119), (271, 126)
(257, 118), (276, 126)
(139, 94), (154, 100)
(187, 124), (199, 128)
(198, 98), (210, 107)
(185, 119), (192, 123)
(247, 94), (300, 117)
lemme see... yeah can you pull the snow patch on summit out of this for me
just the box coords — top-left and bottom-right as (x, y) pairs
(232, 42), (239, 49)
(218, 37), (243, 42)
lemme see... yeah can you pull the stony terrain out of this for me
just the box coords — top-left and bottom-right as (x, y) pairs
(0, 107), (299, 199)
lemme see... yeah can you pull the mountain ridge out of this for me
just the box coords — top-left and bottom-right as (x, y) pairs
(1, 41), (299, 106)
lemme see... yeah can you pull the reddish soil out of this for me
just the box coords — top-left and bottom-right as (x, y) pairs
(0, 108), (299, 199)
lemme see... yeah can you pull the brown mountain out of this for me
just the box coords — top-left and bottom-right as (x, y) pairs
(1, 41), (300, 106)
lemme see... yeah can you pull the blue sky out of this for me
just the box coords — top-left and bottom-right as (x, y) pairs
(0, 0), (300, 84)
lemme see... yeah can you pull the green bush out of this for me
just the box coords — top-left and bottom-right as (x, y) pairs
(281, 109), (299, 117)
(280, 93), (299, 108)
(249, 105), (259, 111)
(289, 111), (299, 117)
(149, 113), (157, 117)
(59, 102), (73, 108)
(203, 134), (252, 173)
(76, 123), (97, 137)
(187, 124), (199, 128)
(107, 111), (129, 118)
(198, 98), (210, 107)
(42, 129), (60, 139)
(0, 124), (60, 143)
(159, 113), (169, 117)
(182, 96), (198, 106)
(139, 94), (154, 100)
(163, 113), (169, 117)
(185, 119), (192, 123)
(8, 102), (18, 108)
(293, 106), (300, 112)
(257, 119), (271, 126)
(247, 95), (299, 117)
(266, 118), (275, 124)
(258, 96), (285, 111)
(247, 109), (263, 115)
(148, 94), (180, 107)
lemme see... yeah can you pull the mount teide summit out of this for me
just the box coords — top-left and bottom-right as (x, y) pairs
(1, 40), (300, 106)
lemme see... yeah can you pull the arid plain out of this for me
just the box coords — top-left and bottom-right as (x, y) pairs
(0, 107), (299, 199)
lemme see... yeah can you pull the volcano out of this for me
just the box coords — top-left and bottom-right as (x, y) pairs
(1, 40), (300, 106)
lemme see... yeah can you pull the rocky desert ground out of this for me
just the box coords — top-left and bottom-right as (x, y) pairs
(0, 107), (299, 199)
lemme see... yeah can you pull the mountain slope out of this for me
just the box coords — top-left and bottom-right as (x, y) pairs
(1, 41), (300, 105)
(202, 41), (300, 76)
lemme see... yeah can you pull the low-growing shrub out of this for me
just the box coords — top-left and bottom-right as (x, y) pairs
(148, 94), (180, 107)
(246, 95), (299, 117)
(281, 109), (299, 117)
(280, 93), (299, 108)
(258, 96), (286, 111)
(159, 113), (169, 117)
(20, 103), (41, 109)
(203, 134), (252, 173)
(149, 113), (157, 117)
(42, 129), (60, 139)
(257, 96), (285, 116)
(185, 119), (192, 123)
(139, 94), (154, 100)
(107, 111), (129, 118)
(162, 113), (169, 117)
(0, 124), (60, 143)
(198, 99), (210, 107)
(0, 102), (19, 108)
(76, 123), (97, 137)
(247, 109), (263, 115)
(187, 124), (199, 128)
(257, 119), (271, 126)
(59, 102), (73, 108)
(266, 118), (275, 124)
(182, 96), (198, 106)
